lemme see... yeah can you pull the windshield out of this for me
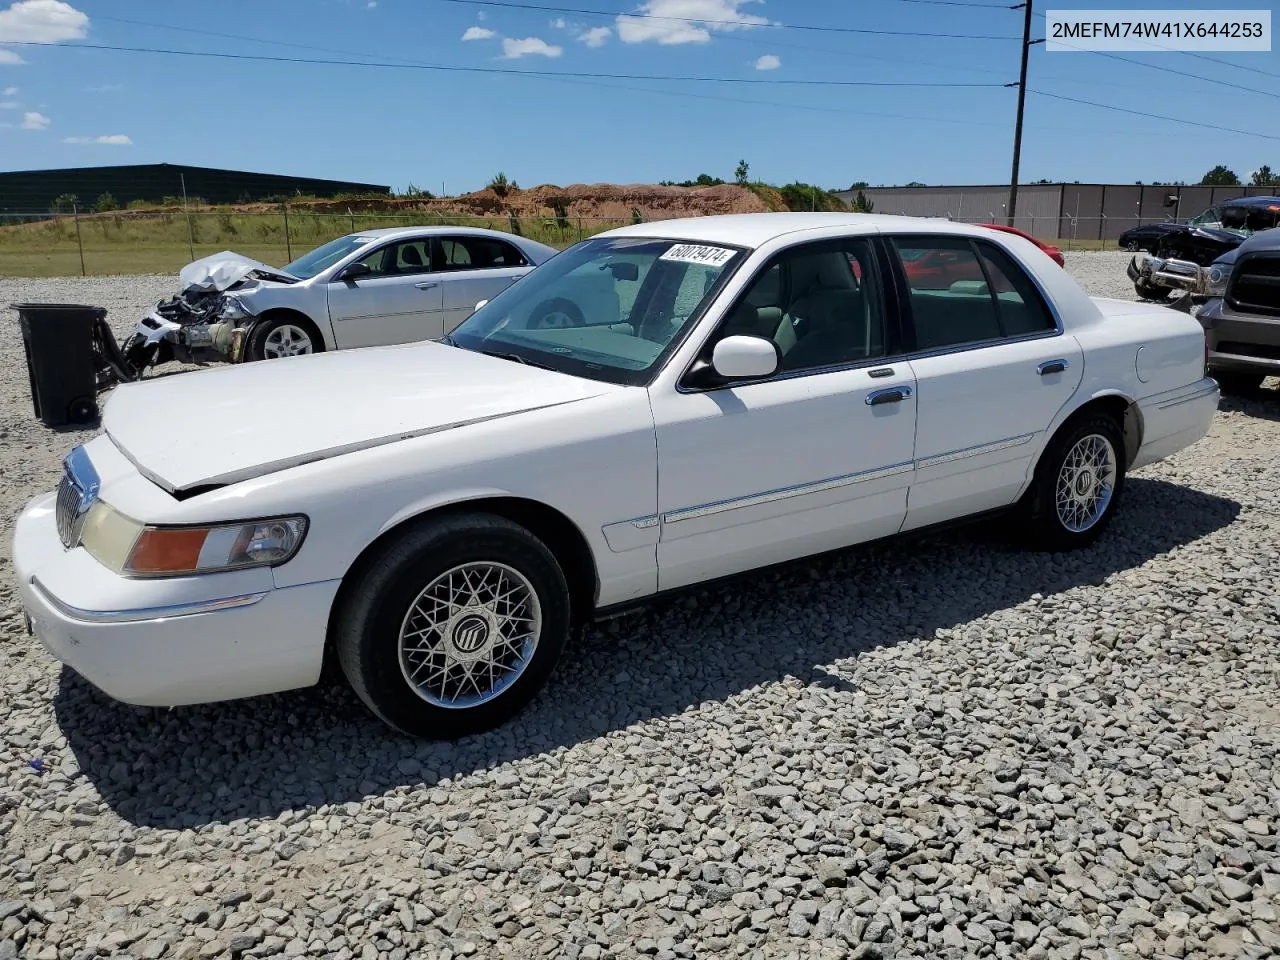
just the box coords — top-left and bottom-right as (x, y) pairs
(282, 234), (379, 280)
(448, 236), (747, 386)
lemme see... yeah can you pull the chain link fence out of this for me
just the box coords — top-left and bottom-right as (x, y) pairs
(1, 204), (1180, 278)
(0, 206), (639, 278)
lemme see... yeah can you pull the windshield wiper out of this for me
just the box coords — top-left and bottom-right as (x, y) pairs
(481, 349), (557, 372)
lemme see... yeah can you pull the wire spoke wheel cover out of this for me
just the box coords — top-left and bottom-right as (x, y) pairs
(398, 562), (542, 709)
(262, 324), (313, 358)
(1054, 432), (1118, 534)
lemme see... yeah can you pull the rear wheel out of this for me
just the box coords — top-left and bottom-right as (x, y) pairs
(335, 513), (571, 739)
(1019, 413), (1126, 551)
(529, 299), (585, 330)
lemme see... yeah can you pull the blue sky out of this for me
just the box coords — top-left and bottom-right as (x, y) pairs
(1, 0), (1278, 193)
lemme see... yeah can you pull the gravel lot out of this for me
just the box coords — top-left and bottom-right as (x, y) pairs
(2, 252), (1278, 960)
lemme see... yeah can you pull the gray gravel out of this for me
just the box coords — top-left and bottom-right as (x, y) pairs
(2, 252), (1279, 960)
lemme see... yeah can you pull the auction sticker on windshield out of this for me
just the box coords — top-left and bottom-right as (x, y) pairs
(661, 244), (737, 267)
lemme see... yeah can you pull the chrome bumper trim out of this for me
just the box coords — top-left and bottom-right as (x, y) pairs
(29, 577), (269, 624)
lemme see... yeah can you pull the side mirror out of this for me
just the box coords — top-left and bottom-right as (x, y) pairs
(474, 299), (489, 312)
(337, 262), (373, 282)
(711, 335), (779, 380)
(609, 262), (640, 282)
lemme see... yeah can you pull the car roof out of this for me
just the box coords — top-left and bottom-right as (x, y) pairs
(1222, 196), (1280, 209)
(349, 225), (532, 242)
(597, 212), (1000, 249)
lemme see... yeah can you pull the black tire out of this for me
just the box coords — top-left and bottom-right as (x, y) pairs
(244, 314), (324, 362)
(1213, 371), (1265, 396)
(1126, 240), (1140, 252)
(66, 396), (98, 424)
(1019, 412), (1127, 551)
(528, 298), (585, 330)
(1134, 279), (1172, 302)
(335, 513), (571, 739)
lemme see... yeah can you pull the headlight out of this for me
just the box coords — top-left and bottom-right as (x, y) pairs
(219, 295), (252, 321)
(79, 503), (307, 577)
(1206, 262), (1233, 298)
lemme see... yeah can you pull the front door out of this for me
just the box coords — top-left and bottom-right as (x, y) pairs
(885, 233), (1085, 531)
(650, 237), (918, 592)
(326, 237), (446, 348)
(432, 235), (536, 332)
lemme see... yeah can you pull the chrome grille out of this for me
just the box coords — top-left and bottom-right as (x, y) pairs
(55, 472), (79, 547)
(54, 446), (100, 550)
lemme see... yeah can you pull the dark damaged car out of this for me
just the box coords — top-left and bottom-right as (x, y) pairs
(1196, 228), (1280, 394)
(1127, 197), (1280, 303)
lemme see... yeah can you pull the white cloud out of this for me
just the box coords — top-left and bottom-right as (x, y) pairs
(477, 10), (487, 18)
(0, 99), (16, 107)
(3, 84), (16, 94)
(21, 108), (48, 128)
(0, 0), (89, 43)
(754, 53), (780, 70)
(550, 16), (566, 28)
(501, 36), (562, 58)
(64, 133), (130, 144)
(0, 48), (24, 63)
(366, 0), (376, 7)
(580, 25), (611, 47)
(84, 82), (120, 92)
(617, 0), (767, 45)
(462, 25), (495, 40)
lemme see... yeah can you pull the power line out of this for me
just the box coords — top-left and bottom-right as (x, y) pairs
(5, 41), (1010, 87)
(433, 0), (1023, 40)
(897, 0), (1015, 7)
(1029, 90), (1280, 141)
(1181, 50), (1280, 81)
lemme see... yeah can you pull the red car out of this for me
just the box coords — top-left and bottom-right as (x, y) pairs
(977, 223), (1066, 267)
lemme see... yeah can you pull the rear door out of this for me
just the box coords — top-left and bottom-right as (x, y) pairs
(326, 238), (445, 348)
(887, 234), (1084, 531)
(432, 235), (535, 332)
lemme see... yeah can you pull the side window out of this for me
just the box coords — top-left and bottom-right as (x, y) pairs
(894, 237), (1003, 350)
(973, 240), (1056, 336)
(714, 239), (885, 374)
(435, 237), (529, 271)
(391, 240), (431, 274)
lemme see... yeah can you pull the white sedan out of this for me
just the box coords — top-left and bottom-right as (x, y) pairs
(14, 214), (1218, 739)
(205, 226), (563, 361)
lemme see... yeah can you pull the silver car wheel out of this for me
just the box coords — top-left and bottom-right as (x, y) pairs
(262, 324), (314, 359)
(1055, 433), (1118, 533)
(397, 562), (542, 710)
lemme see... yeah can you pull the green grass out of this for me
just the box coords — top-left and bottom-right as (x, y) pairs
(0, 210), (627, 278)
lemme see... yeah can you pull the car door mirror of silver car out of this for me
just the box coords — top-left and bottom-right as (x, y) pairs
(338, 262), (373, 283)
(710, 335), (780, 380)
(474, 300), (489, 313)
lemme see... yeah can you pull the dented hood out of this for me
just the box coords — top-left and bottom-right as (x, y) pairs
(102, 341), (619, 494)
(179, 250), (299, 292)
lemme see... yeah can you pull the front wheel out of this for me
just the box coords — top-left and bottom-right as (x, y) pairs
(335, 513), (571, 739)
(1019, 413), (1126, 551)
(528, 298), (585, 330)
(1213, 371), (1265, 396)
(1134, 279), (1172, 302)
(245, 316), (322, 362)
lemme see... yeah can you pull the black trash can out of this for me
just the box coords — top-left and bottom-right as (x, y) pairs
(10, 302), (105, 427)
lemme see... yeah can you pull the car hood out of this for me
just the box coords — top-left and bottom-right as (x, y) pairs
(179, 250), (300, 293)
(102, 342), (619, 494)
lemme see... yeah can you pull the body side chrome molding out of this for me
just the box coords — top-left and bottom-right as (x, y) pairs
(661, 461), (914, 525)
(915, 432), (1037, 470)
(29, 577), (268, 624)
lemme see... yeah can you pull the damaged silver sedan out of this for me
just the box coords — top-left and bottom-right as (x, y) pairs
(121, 226), (558, 372)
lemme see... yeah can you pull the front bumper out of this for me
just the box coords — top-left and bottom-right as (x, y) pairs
(1128, 253), (1210, 294)
(1197, 297), (1280, 376)
(13, 491), (338, 707)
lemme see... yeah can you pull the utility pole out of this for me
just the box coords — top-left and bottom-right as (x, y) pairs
(1006, 0), (1040, 227)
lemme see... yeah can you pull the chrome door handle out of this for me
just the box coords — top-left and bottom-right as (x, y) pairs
(415, 281), (438, 290)
(866, 386), (913, 406)
(1038, 359), (1069, 376)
